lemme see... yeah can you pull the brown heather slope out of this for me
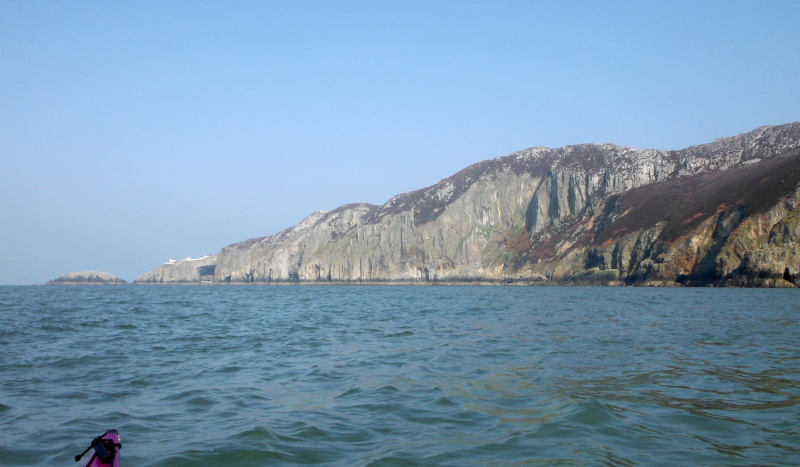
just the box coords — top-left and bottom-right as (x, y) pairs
(595, 150), (800, 245)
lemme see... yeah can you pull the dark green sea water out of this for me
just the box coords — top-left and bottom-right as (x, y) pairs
(0, 286), (798, 466)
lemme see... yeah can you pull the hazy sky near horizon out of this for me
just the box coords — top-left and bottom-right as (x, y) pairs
(2, 1), (799, 285)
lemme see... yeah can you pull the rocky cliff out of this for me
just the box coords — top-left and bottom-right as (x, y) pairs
(46, 271), (128, 285)
(141, 122), (800, 286)
(134, 256), (217, 284)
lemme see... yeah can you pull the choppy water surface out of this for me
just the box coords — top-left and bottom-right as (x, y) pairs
(0, 286), (799, 466)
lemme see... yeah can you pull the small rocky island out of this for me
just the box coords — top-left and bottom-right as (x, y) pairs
(46, 271), (128, 285)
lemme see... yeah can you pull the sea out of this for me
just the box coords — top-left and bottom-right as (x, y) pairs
(0, 285), (798, 466)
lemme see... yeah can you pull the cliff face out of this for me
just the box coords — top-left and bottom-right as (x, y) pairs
(46, 271), (127, 285)
(143, 122), (800, 286)
(134, 256), (217, 284)
(564, 151), (800, 287)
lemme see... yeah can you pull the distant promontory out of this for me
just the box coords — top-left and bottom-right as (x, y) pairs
(46, 271), (128, 285)
(134, 256), (216, 284)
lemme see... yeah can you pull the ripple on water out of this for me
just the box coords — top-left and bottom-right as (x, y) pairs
(1, 286), (799, 466)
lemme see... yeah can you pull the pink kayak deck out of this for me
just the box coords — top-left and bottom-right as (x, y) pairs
(83, 430), (121, 467)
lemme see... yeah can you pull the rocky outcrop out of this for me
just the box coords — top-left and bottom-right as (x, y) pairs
(134, 256), (217, 284)
(46, 271), (127, 285)
(578, 150), (800, 286)
(140, 122), (800, 286)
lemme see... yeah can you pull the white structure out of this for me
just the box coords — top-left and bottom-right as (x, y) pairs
(165, 255), (210, 265)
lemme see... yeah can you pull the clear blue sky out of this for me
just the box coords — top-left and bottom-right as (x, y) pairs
(1, 1), (798, 284)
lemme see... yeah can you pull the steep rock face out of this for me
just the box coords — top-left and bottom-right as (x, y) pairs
(46, 271), (127, 285)
(135, 256), (217, 284)
(526, 124), (800, 234)
(542, 146), (800, 286)
(215, 171), (543, 283)
(138, 122), (800, 286)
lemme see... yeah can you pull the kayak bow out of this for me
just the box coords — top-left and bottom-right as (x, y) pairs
(74, 430), (121, 467)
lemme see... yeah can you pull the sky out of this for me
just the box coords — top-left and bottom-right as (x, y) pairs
(1, 1), (799, 285)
